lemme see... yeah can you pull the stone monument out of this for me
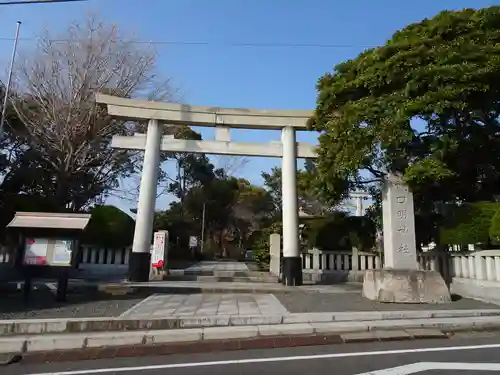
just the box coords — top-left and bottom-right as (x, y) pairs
(362, 174), (451, 303)
(269, 233), (281, 276)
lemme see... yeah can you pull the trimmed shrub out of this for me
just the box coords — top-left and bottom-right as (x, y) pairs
(489, 209), (500, 246)
(249, 221), (282, 271)
(253, 245), (270, 271)
(440, 202), (500, 245)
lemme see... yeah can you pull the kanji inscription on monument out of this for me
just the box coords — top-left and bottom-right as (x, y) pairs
(381, 173), (417, 269)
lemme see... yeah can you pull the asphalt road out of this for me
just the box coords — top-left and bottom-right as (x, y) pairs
(8, 336), (500, 375)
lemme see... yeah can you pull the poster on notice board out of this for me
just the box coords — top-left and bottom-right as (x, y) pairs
(51, 239), (73, 265)
(23, 238), (74, 266)
(23, 238), (48, 265)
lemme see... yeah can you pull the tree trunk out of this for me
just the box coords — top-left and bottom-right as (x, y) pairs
(54, 172), (70, 211)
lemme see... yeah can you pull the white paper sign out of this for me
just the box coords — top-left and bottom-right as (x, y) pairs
(51, 239), (73, 265)
(189, 236), (198, 247)
(151, 231), (168, 268)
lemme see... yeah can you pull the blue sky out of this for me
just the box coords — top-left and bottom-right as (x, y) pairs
(0, 0), (497, 213)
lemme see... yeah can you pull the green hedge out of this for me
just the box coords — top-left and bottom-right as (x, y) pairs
(489, 209), (500, 245)
(249, 221), (282, 271)
(439, 202), (500, 245)
(249, 213), (376, 270)
(306, 212), (376, 251)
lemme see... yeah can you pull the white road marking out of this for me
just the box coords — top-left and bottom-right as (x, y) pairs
(355, 361), (500, 374)
(45, 283), (57, 291)
(24, 343), (500, 375)
(118, 293), (158, 317)
(118, 293), (158, 318)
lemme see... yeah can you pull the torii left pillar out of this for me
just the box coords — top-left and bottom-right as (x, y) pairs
(129, 119), (161, 282)
(281, 126), (302, 286)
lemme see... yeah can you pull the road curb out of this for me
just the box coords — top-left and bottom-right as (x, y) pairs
(2, 309), (500, 336)
(5, 328), (450, 365)
(3, 316), (500, 364)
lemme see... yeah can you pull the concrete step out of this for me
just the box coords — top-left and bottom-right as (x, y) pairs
(164, 270), (278, 283)
(168, 270), (267, 276)
(162, 275), (279, 283)
(3, 309), (500, 336)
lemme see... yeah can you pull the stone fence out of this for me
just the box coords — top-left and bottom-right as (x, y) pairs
(299, 248), (450, 283)
(300, 248), (381, 282)
(297, 246), (500, 303)
(448, 250), (500, 304)
(75, 246), (131, 280)
(0, 245), (132, 281)
(451, 250), (500, 281)
(301, 248), (382, 272)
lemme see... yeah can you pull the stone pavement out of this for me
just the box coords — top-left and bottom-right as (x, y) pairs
(274, 290), (500, 313)
(120, 294), (288, 318)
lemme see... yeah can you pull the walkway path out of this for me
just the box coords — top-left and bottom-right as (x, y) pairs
(120, 294), (288, 318)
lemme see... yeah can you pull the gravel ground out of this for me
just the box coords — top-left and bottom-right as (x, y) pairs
(273, 288), (500, 313)
(0, 287), (149, 320)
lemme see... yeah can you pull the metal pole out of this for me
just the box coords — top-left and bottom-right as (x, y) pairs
(200, 202), (206, 253)
(0, 21), (21, 139)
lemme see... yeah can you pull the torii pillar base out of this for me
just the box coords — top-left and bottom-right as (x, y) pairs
(282, 256), (302, 286)
(128, 252), (152, 282)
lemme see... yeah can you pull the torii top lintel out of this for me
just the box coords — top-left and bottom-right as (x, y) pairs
(95, 94), (314, 130)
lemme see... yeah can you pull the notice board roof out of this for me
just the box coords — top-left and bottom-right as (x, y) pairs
(7, 212), (91, 230)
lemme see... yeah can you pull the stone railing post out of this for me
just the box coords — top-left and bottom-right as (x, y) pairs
(312, 248), (321, 270)
(475, 255), (486, 280)
(351, 247), (359, 271)
(486, 255), (495, 281)
(451, 255), (461, 278)
(495, 256), (500, 281)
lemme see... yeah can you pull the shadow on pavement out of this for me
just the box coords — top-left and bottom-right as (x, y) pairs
(0, 283), (153, 319)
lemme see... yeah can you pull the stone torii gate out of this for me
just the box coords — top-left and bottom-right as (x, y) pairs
(95, 94), (316, 285)
(350, 191), (371, 216)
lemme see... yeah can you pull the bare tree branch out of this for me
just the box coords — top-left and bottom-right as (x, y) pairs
(9, 14), (179, 209)
(214, 155), (250, 176)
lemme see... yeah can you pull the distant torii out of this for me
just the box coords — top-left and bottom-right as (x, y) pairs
(299, 191), (372, 218)
(348, 191), (371, 217)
